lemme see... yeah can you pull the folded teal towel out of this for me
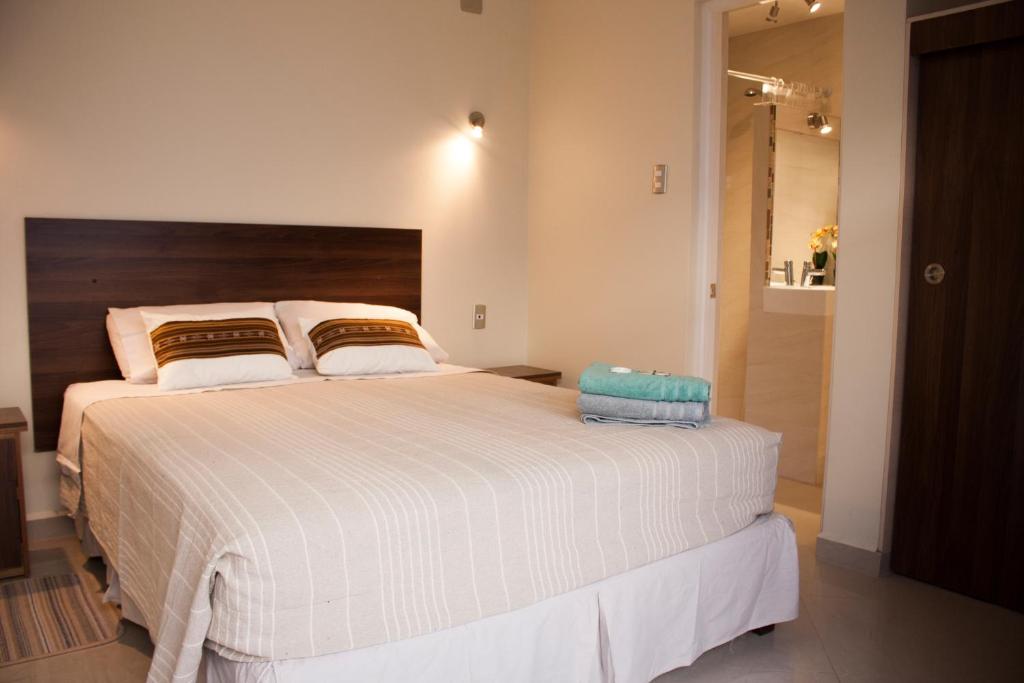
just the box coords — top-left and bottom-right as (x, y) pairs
(579, 363), (711, 403)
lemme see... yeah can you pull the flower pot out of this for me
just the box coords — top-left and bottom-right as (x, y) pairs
(812, 251), (827, 285)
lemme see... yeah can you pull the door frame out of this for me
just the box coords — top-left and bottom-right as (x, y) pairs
(691, 0), (757, 394)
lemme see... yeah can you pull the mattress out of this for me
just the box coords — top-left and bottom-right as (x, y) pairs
(205, 513), (799, 683)
(68, 371), (781, 683)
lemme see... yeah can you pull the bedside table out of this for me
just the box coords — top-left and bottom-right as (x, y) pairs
(487, 365), (562, 387)
(0, 407), (29, 579)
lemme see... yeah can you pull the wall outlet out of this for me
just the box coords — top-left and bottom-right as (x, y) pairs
(473, 304), (486, 330)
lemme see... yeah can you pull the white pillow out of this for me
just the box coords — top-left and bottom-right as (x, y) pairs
(108, 301), (297, 383)
(300, 316), (438, 376)
(275, 301), (449, 368)
(106, 313), (133, 380)
(141, 311), (294, 391)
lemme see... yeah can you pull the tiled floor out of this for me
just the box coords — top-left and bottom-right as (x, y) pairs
(3, 503), (1023, 682)
(655, 504), (1024, 682)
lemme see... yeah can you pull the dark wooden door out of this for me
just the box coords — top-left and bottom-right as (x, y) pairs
(891, 3), (1024, 612)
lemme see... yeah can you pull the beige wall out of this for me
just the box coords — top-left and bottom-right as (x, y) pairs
(820, 0), (909, 553)
(526, 0), (698, 388)
(716, 75), (755, 420)
(717, 14), (844, 421)
(0, 0), (531, 518)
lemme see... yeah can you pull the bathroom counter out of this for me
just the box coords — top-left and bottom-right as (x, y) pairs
(762, 284), (836, 316)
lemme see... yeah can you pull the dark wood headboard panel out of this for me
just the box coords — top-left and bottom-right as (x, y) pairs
(25, 218), (422, 451)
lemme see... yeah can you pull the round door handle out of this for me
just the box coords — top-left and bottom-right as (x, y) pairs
(924, 263), (945, 285)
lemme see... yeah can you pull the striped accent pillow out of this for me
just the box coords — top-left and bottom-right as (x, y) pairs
(108, 301), (299, 384)
(274, 301), (449, 369)
(301, 318), (437, 376)
(150, 318), (287, 367)
(142, 313), (294, 390)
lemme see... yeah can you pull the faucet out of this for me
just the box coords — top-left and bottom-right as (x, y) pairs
(801, 261), (826, 287)
(771, 260), (795, 286)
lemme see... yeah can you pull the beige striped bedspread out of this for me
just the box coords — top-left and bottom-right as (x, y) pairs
(79, 372), (780, 682)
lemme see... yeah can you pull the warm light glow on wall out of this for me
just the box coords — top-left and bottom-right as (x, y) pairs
(444, 133), (476, 170)
(423, 115), (484, 212)
(422, 129), (480, 218)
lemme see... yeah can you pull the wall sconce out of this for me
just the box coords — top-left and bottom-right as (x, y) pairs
(805, 0), (822, 13)
(469, 111), (486, 138)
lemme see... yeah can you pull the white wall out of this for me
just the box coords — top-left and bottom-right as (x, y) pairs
(819, 0), (909, 553)
(526, 0), (698, 388)
(0, 0), (530, 518)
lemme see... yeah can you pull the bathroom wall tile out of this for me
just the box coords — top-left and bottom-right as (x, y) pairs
(744, 309), (831, 483)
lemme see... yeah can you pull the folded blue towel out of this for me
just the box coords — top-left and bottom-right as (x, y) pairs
(578, 413), (708, 429)
(577, 393), (709, 425)
(578, 363), (711, 403)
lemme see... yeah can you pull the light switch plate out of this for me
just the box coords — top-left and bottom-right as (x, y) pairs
(652, 164), (668, 194)
(474, 304), (486, 329)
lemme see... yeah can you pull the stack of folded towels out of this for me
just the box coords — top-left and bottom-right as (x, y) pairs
(577, 362), (711, 429)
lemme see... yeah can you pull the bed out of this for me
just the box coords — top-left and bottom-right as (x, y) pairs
(26, 219), (798, 683)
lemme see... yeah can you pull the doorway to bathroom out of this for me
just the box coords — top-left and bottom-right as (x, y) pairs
(713, 0), (844, 514)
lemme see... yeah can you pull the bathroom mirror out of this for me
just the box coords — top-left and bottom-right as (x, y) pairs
(761, 105), (840, 288)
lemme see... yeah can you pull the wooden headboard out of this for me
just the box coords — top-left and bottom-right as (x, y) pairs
(25, 218), (422, 452)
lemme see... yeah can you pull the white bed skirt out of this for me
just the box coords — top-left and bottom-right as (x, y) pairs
(205, 513), (798, 683)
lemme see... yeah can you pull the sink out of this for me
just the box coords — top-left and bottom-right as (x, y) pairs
(762, 284), (836, 316)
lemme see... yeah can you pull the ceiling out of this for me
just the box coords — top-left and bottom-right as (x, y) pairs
(728, 0), (845, 36)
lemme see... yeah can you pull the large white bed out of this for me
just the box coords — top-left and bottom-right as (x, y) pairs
(57, 367), (799, 683)
(27, 220), (797, 682)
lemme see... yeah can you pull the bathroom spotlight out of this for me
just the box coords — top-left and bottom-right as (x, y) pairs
(469, 111), (485, 138)
(766, 1), (780, 23)
(805, 0), (822, 13)
(807, 112), (833, 135)
(744, 88), (759, 97)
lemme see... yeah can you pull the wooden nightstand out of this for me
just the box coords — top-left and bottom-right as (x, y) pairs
(0, 407), (29, 579)
(487, 365), (562, 387)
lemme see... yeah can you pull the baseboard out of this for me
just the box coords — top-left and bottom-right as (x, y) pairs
(815, 535), (890, 577)
(27, 513), (75, 542)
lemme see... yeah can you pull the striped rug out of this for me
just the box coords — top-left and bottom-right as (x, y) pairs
(0, 574), (122, 666)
